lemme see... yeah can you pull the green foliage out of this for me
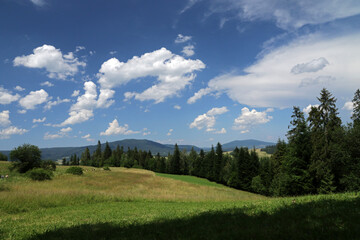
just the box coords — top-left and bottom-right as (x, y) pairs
(41, 160), (56, 171)
(10, 144), (41, 173)
(66, 166), (83, 175)
(28, 168), (53, 181)
(0, 152), (8, 161)
(103, 166), (111, 171)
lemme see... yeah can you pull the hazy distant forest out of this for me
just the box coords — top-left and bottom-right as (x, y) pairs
(5, 88), (360, 197)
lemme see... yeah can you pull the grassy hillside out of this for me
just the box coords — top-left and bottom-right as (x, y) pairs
(1, 161), (359, 240)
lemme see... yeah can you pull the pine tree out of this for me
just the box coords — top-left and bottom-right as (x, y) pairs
(92, 140), (102, 167)
(103, 142), (112, 162)
(80, 147), (91, 166)
(171, 144), (181, 174)
(214, 142), (223, 182)
(308, 88), (342, 193)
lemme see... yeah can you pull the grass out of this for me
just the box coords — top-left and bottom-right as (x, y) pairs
(155, 172), (226, 188)
(0, 161), (359, 239)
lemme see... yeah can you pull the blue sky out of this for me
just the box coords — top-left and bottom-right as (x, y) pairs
(1, 0), (360, 150)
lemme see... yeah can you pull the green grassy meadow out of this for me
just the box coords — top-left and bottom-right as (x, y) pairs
(1, 161), (359, 239)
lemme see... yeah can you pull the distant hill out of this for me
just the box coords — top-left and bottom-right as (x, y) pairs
(0, 139), (276, 160)
(222, 139), (275, 151)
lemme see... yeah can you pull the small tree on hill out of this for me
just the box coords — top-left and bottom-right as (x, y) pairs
(10, 144), (41, 173)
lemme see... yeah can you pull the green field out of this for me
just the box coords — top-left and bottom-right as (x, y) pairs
(155, 172), (226, 188)
(1, 161), (359, 239)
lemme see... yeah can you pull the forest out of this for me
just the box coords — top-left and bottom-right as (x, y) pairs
(13, 88), (360, 197)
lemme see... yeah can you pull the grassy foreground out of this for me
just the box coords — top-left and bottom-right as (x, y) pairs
(0, 162), (359, 240)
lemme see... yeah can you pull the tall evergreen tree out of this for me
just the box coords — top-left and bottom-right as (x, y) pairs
(308, 88), (343, 193)
(214, 142), (223, 182)
(171, 144), (181, 174)
(92, 140), (102, 167)
(103, 142), (112, 162)
(80, 147), (91, 166)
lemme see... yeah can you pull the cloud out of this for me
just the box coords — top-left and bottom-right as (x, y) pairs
(44, 97), (70, 111)
(81, 134), (91, 139)
(14, 86), (25, 91)
(109, 51), (117, 55)
(44, 132), (63, 140)
(182, 45), (195, 57)
(207, 106), (228, 116)
(40, 81), (54, 87)
(214, 128), (226, 134)
(343, 101), (354, 111)
(75, 46), (85, 52)
(174, 105), (181, 110)
(71, 90), (80, 97)
(30, 0), (45, 7)
(19, 89), (50, 110)
(0, 110), (11, 126)
(143, 128), (151, 136)
(17, 109), (27, 114)
(233, 107), (272, 131)
(0, 126), (28, 139)
(190, 107), (228, 131)
(291, 57), (329, 74)
(186, 0), (360, 30)
(43, 127), (72, 140)
(0, 87), (20, 105)
(33, 117), (46, 123)
(100, 119), (140, 136)
(302, 104), (319, 114)
(167, 129), (174, 136)
(187, 87), (213, 104)
(59, 81), (114, 126)
(13, 44), (86, 80)
(175, 34), (192, 43)
(299, 76), (335, 88)
(98, 48), (205, 103)
(196, 32), (360, 108)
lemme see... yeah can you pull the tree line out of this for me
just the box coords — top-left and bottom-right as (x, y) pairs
(70, 88), (360, 196)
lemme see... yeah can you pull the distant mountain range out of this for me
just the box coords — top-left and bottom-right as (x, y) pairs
(1, 139), (275, 160)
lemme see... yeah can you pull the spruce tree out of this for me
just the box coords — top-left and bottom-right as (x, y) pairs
(308, 88), (342, 193)
(214, 142), (223, 182)
(92, 140), (102, 167)
(172, 144), (181, 174)
(103, 142), (112, 162)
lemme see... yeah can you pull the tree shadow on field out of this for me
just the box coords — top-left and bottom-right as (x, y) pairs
(28, 197), (360, 240)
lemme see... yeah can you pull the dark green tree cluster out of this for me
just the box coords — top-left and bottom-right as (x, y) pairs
(251, 88), (360, 196)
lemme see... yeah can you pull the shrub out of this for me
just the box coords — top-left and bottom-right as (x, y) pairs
(10, 144), (41, 173)
(66, 166), (83, 175)
(28, 168), (53, 181)
(103, 166), (111, 171)
(41, 160), (56, 171)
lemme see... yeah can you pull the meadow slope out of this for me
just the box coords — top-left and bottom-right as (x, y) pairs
(0, 162), (359, 240)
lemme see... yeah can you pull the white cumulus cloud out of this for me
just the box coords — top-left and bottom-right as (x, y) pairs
(174, 105), (181, 110)
(33, 117), (46, 123)
(187, 87), (213, 104)
(19, 89), (50, 110)
(100, 119), (140, 136)
(44, 97), (70, 111)
(190, 107), (228, 132)
(14, 86), (25, 91)
(98, 48), (205, 103)
(0, 126), (28, 139)
(59, 81), (114, 126)
(13, 44), (86, 80)
(182, 45), (195, 57)
(0, 87), (20, 105)
(175, 34), (192, 43)
(343, 101), (354, 111)
(0, 110), (11, 126)
(302, 104), (319, 114)
(71, 90), (80, 97)
(40, 81), (54, 87)
(233, 107), (272, 131)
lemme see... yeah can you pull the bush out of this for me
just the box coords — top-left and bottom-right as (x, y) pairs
(66, 166), (83, 175)
(10, 144), (41, 173)
(103, 166), (111, 171)
(28, 168), (53, 181)
(41, 160), (56, 171)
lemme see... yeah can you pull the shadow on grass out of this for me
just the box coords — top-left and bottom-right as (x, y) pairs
(29, 197), (360, 240)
